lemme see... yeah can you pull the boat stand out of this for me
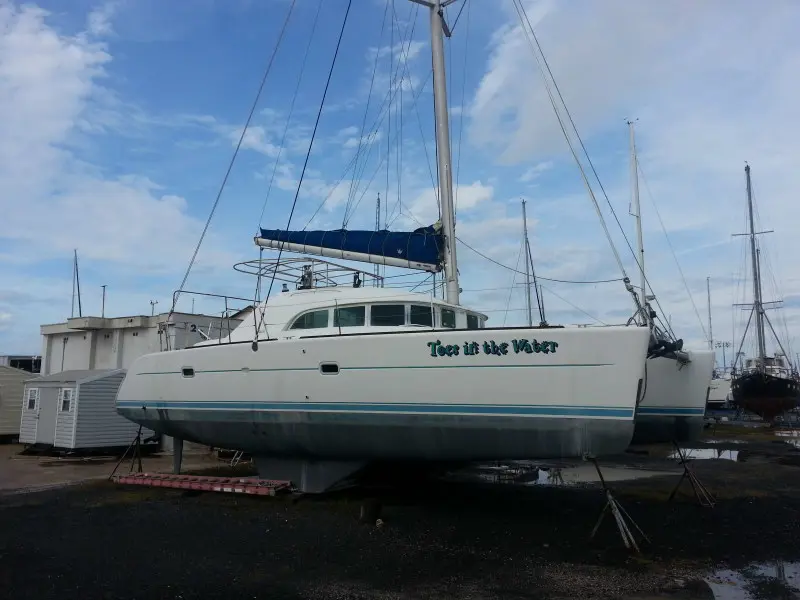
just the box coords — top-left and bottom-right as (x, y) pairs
(668, 442), (715, 508)
(108, 425), (144, 480)
(589, 458), (649, 552)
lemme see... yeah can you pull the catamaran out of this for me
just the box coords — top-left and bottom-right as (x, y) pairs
(623, 121), (714, 444)
(116, 0), (650, 492)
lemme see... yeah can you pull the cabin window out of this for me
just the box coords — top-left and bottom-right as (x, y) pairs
(410, 305), (433, 327)
(466, 313), (479, 330)
(441, 308), (456, 329)
(371, 304), (405, 326)
(26, 388), (39, 410)
(290, 309), (330, 330)
(60, 388), (73, 412)
(334, 306), (365, 327)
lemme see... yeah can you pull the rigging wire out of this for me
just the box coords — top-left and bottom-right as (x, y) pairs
(257, 0), (323, 231)
(254, 0), (353, 340)
(342, 0), (389, 225)
(502, 243), (524, 326)
(171, 0), (297, 314)
(456, 236), (623, 284)
(637, 162), (708, 341)
(453, 0), (471, 219)
(512, 0), (677, 340)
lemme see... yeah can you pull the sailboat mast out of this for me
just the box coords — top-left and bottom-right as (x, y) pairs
(627, 119), (648, 327)
(423, 0), (459, 305)
(745, 164), (767, 362)
(522, 199), (533, 327)
(706, 276), (713, 351)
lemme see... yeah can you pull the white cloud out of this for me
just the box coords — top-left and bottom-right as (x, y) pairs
(519, 160), (553, 182)
(87, 3), (117, 37)
(0, 3), (241, 351)
(461, 0), (800, 353)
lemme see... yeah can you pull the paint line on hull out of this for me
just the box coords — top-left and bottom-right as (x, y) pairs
(136, 363), (615, 376)
(117, 401), (635, 419)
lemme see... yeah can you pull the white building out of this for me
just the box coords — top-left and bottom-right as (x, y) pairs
(39, 312), (242, 376)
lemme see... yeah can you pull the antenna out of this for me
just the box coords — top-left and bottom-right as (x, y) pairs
(150, 300), (159, 316)
(101, 285), (107, 318)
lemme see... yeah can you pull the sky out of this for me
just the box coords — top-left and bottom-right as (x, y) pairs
(1, 0), (798, 368)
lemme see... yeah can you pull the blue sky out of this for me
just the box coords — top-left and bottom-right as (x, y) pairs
(1, 0), (799, 367)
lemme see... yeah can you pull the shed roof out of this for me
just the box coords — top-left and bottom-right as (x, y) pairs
(26, 369), (122, 384)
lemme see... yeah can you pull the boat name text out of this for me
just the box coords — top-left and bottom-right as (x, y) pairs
(427, 339), (559, 358)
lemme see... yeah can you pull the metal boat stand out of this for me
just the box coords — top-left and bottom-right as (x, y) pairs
(668, 442), (716, 508)
(108, 425), (144, 480)
(589, 457), (649, 553)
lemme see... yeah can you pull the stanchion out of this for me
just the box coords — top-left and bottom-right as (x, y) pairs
(668, 442), (715, 508)
(589, 457), (649, 552)
(108, 425), (144, 480)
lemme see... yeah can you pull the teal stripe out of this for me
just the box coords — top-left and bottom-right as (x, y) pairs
(138, 363), (613, 376)
(117, 400), (635, 419)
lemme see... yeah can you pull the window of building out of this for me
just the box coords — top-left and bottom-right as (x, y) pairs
(290, 309), (330, 330)
(441, 308), (456, 329)
(26, 388), (39, 410)
(466, 313), (479, 330)
(60, 388), (73, 412)
(132, 332), (139, 337)
(333, 306), (366, 327)
(370, 304), (406, 326)
(410, 305), (433, 327)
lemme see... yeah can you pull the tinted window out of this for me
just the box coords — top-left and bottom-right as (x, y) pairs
(410, 305), (433, 327)
(371, 304), (405, 326)
(290, 309), (329, 329)
(334, 306), (365, 327)
(466, 313), (479, 330)
(441, 308), (456, 329)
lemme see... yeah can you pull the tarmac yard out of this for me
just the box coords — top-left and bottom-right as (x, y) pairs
(2, 428), (800, 599)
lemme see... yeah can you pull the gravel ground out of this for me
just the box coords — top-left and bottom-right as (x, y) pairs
(2, 437), (800, 599)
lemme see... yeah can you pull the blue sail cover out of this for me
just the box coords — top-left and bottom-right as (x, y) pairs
(258, 224), (444, 269)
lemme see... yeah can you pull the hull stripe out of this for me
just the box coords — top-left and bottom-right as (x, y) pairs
(116, 400), (634, 418)
(136, 363), (614, 376)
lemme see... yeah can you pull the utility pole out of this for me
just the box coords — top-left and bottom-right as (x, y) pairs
(101, 285), (107, 318)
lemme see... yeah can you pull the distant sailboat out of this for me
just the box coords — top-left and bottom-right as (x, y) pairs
(730, 164), (800, 421)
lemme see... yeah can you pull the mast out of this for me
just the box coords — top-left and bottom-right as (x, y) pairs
(419, 0), (459, 304)
(706, 276), (713, 351)
(745, 164), (767, 362)
(522, 199), (533, 327)
(627, 119), (648, 327)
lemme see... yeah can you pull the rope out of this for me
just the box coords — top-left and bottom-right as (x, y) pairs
(637, 163), (708, 341)
(256, 0), (323, 231)
(457, 236), (624, 284)
(255, 0), (352, 341)
(171, 0), (297, 314)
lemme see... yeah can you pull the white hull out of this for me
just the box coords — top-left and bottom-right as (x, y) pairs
(707, 378), (732, 408)
(632, 349), (714, 443)
(117, 325), (650, 461)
